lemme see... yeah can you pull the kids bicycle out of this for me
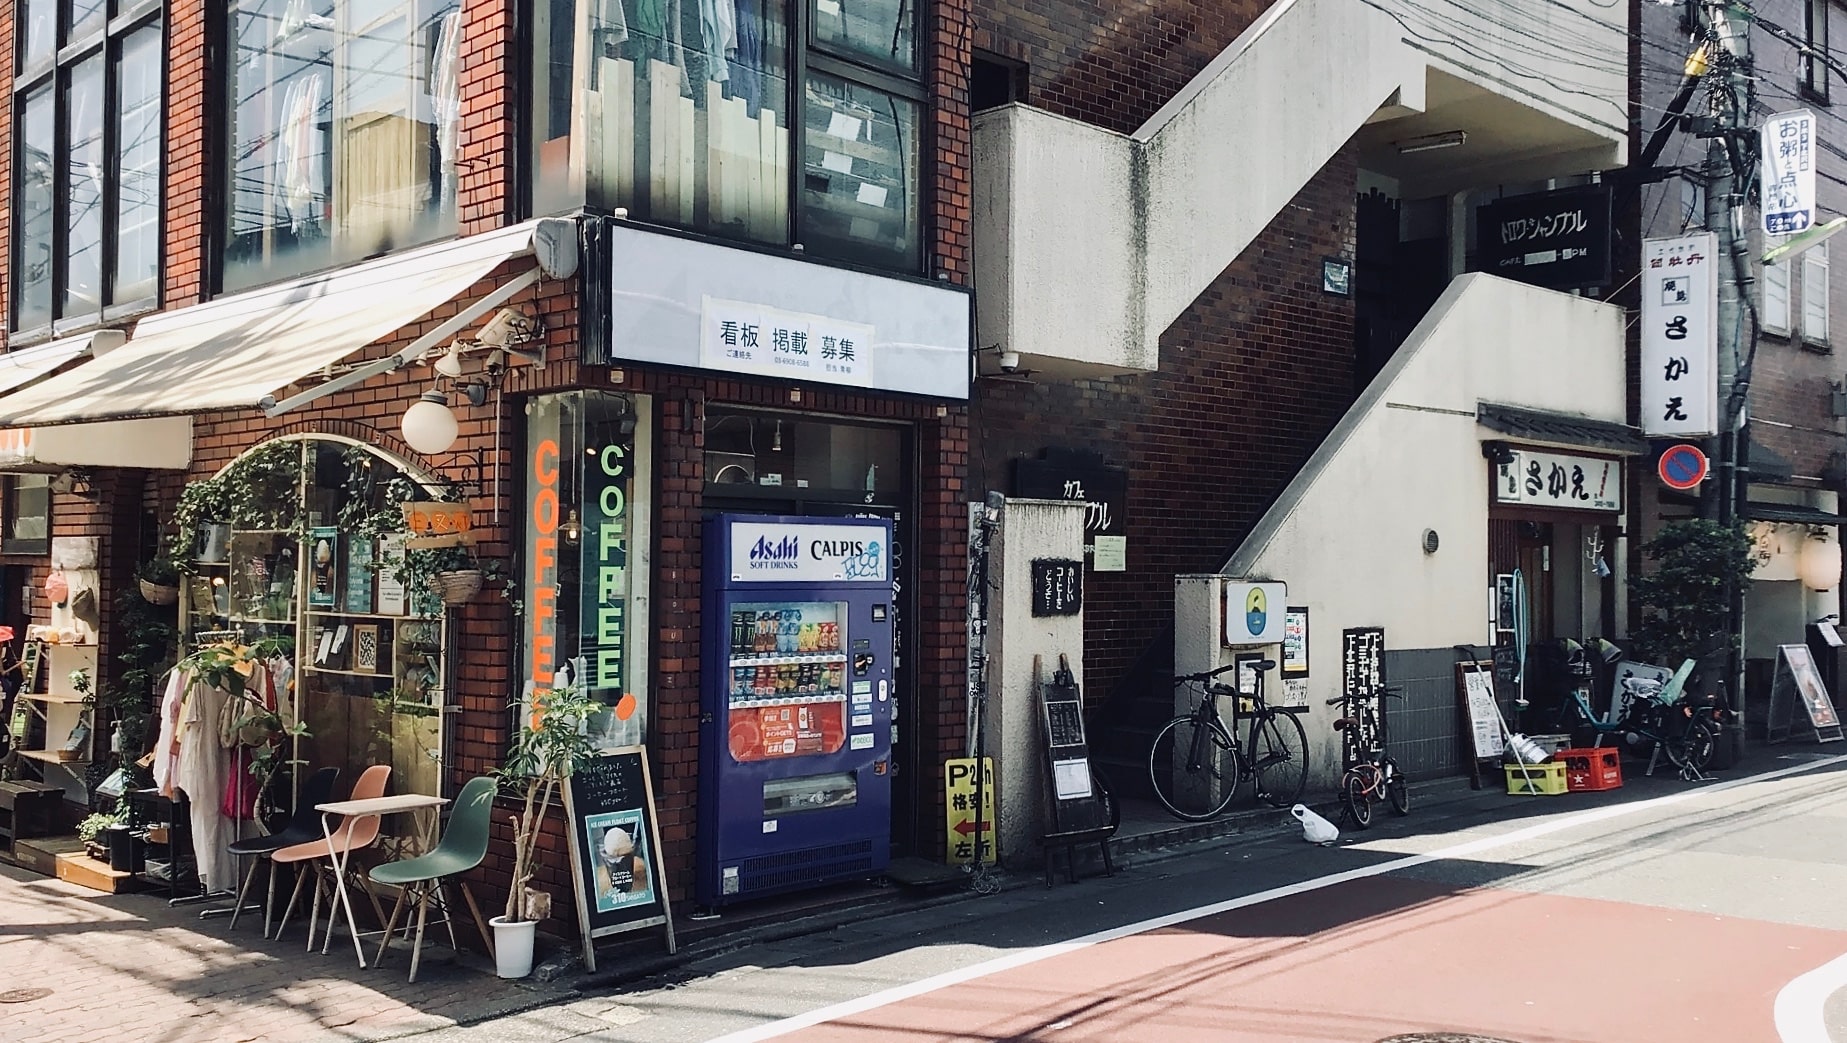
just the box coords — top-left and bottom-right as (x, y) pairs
(1325, 686), (1408, 828)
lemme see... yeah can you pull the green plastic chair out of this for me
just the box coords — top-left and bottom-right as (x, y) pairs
(369, 776), (498, 981)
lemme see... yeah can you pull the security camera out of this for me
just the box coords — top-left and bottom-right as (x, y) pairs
(998, 350), (1021, 373)
(476, 306), (541, 348)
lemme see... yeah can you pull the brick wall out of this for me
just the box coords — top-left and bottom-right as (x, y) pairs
(164, 0), (209, 308)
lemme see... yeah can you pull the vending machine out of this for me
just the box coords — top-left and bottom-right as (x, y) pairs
(697, 514), (895, 907)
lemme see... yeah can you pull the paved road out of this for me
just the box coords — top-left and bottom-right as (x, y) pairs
(410, 751), (1847, 1043)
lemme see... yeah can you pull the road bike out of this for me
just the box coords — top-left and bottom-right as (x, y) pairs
(1326, 686), (1408, 828)
(1148, 660), (1309, 821)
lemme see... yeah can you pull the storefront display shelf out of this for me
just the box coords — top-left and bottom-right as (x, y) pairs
(729, 652), (849, 667)
(20, 692), (87, 705)
(306, 609), (430, 622)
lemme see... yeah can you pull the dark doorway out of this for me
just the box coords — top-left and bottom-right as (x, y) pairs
(1353, 188), (1450, 390)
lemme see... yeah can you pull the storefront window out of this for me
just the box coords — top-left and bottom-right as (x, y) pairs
(524, 391), (652, 749)
(222, 0), (462, 293)
(4, 474), (50, 554)
(704, 408), (902, 498)
(813, 0), (914, 71)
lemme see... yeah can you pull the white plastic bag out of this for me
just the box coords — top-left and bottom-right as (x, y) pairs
(1291, 803), (1339, 845)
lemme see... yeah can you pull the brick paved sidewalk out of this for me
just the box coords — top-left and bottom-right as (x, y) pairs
(0, 864), (569, 1043)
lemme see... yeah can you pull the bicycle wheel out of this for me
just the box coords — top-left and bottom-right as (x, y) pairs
(1149, 716), (1241, 821)
(1385, 758), (1410, 816)
(1250, 711), (1309, 808)
(1665, 719), (1717, 774)
(1341, 771), (1373, 829)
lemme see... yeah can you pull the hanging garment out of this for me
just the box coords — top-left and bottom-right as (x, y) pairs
(150, 668), (186, 798)
(731, 0), (763, 115)
(430, 11), (462, 209)
(174, 678), (239, 893)
(273, 74), (326, 233)
(699, 0), (734, 84)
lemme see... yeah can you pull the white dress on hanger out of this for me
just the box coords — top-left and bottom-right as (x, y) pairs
(174, 678), (239, 894)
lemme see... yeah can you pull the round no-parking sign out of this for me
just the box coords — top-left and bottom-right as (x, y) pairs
(1658, 444), (1709, 491)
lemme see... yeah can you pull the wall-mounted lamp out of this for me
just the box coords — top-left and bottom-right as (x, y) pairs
(1481, 441), (1515, 466)
(434, 345), (464, 379)
(1800, 527), (1842, 591)
(562, 508), (582, 544)
(401, 388), (460, 455)
(1397, 130), (1467, 154)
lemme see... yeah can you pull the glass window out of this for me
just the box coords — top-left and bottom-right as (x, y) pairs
(529, 0), (792, 243)
(114, 25), (162, 304)
(15, 86), (53, 331)
(18, 0), (52, 71)
(11, 9), (163, 331)
(62, 54), (103, 319)
(524, 391), (652, 750)
(222, 0), (462, 293)
(813, 0), (914, 71)
(5, 475), (50, 554)
(802, 73), (919, 269)
(1807, 0), (1831, 102)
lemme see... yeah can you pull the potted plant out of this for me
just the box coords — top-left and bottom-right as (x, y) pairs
(77, 810), (122, 862)
(491, 684), (601, 978)
(171, 476), (234, 566)
(136, 557), (182, 606)
(390, 544), (502, 607)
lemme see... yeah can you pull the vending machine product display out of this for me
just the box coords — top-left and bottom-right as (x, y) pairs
(698, 514), (895, 907)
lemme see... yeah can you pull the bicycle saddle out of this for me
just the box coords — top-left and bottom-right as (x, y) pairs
(1333, 717), (1355, 731)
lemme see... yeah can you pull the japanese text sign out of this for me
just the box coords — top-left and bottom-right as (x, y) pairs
(1030, 559), (1082, 617)
(400, 501), (472, 549)
(1640, 233), (1718, 437)
(1762, 110), (1816, 235)
(943, 757), (996, 865)
(701, 296), (875, 389)
(1494, 450), (1622, 512)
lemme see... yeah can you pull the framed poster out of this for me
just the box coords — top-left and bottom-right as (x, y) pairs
(308, 528), (339, 608)
(1494, 574), (1516, 634)
(1281, 607), (1309, 677)
(376, 534), (408, 616)
(344, 537), (376, 614)
(563, 747), (676, 970)
(353, 625), (380, 673)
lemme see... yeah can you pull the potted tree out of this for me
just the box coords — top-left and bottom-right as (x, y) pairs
(1630, 519), (1757, 764)
(491, 684), (601, 978)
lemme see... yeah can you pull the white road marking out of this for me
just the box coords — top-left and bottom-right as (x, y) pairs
(1777, 947), (1847, 1042)
(704, 754), (1847, 1043)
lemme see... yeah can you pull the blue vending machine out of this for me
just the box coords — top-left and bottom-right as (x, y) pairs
(697, 514), (895, 908)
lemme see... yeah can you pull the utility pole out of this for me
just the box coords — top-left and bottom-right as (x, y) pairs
(1700, 0), (1753, 758)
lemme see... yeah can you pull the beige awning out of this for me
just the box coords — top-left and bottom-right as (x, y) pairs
(0, 329), (123, 396)
(0, 219), (574, 427)
(0, 329), (190, 471)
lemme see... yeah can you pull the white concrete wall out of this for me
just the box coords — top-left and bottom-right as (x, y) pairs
(1222, 273), (1626, 781)
(987, 497), (1087, 864)
(972, 0), (1627, 379)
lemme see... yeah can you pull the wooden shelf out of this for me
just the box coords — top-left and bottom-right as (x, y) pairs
(304, 666), (390, 679)
(226, 617), (296, 626)
(20, 693), (87, 705)
(306, 610), (419, 621)
(15, 749), (88, 765)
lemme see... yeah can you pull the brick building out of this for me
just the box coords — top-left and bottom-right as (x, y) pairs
(0, 0), (973, 941)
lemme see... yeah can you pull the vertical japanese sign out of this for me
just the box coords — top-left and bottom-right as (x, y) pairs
(1640, 233), (1718, 437)
(1762, 110), (1816, 235)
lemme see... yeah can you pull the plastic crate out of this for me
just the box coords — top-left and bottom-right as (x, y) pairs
(1504, 760), (1569, 795)
(1556, 746), (1623, 792)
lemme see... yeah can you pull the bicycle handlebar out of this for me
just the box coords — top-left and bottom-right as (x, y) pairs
(1173, 662), (1258, 685)
(1324, 689), (1404, 706)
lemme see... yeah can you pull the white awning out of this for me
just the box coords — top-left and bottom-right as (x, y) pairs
(0, 417), (191, 472)
(0, 219), (575, 427)
(0, 329), (124, 397)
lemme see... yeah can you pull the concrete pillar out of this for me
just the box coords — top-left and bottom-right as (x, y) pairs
(1174, 574), (1232, 714)
(987, 497), (1086, 864)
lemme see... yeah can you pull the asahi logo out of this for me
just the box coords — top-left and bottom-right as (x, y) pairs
(749, 535), (801, 568)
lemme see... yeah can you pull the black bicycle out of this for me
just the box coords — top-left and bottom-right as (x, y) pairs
(1148, 660), (1309, 820)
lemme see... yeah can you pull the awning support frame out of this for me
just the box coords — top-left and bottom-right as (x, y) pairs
(261, 266), (545, 418)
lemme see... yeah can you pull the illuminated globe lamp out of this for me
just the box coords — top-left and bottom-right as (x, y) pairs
(401, 389), (459, 455)
(1799, 528), (1843, 592)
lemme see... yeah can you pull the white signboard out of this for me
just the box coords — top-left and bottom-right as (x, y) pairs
(1223, 581), (1286, 645)
(729, 521), (889, 584)
(1763, 109), (1817, 235)
(1460, 665), (1504, 759)
(1640, 233), (1718, 437)
(1494, 450), (1622, 512)
(702, 297), (875, 389)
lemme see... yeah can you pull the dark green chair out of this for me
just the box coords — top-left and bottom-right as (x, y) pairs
(369, 776), (497, 981)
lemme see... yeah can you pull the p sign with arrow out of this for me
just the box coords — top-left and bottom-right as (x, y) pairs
(1658, 443), (1709, 492)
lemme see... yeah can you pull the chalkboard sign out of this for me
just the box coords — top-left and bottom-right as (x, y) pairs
(1031, 560), (1082, 617)
(562, 746), (676, 970)
(1769, 644), (1845, 745)
(1038, 654), (1107, 832)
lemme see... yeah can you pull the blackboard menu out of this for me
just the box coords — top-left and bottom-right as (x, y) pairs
(562, 746), (676, 969)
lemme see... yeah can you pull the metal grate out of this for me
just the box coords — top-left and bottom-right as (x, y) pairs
(1381, 648), (1472, 780)
(741, 839), (876, 892)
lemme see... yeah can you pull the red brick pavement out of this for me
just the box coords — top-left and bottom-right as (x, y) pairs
(0, 864), (566, 1042)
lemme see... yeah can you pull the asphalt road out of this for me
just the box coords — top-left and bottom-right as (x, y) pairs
(400, 751), (1847, 1043)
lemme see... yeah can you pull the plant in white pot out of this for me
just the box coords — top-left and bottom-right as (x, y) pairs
(490, 683), (600, 978)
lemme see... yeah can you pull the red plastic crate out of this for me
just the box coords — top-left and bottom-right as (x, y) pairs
(1557, 746), (1623, 792)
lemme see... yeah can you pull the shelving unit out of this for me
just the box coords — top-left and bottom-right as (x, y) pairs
(11, 642), (99, 802)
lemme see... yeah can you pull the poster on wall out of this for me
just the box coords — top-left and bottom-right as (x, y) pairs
(376, 534), (408, 616)
(344, 538), (375, 614)
(308, 528), (339, 608)
(1223, 582), (1286, 645)
(1281, 607), (1309, 677)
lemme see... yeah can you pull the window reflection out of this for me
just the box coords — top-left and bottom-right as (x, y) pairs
(802, 73), (919, 269)
(114, 26), (162, 304)
(63, 55), (103, 319)
(223, 0), (461, 293)
(15, 87), (52, 331)
(19, 0), (52, 71)
(813, 0), (914, 70)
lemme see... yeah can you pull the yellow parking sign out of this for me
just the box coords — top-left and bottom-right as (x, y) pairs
(944, 757), (997, 865)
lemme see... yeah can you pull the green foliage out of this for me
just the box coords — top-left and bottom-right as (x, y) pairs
(77, 810), (122, 844)
(135, 557), (181, 588)
(106, 583), (179, 763)
(169, 442), (309, 567)
(495, 685), (601, 923)
(1629, 520), (1757, 665)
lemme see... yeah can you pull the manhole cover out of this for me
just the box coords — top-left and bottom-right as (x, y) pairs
(0, 988), (51, 1004)
(1377, 1036), (1525, 1043)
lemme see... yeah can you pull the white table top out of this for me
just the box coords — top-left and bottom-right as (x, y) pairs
(316, 794), (449, 817)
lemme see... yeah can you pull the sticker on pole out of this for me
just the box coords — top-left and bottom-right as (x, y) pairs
(1658, 443), (1709, 491)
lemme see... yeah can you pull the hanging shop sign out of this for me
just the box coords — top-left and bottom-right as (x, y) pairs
(1640, 233), (1719, 437)
(1762, 109), (1817, 236)
(601, 223), (970, 399)
(1013, 449), (1129, 572)
(1223, 581), (1286, 645)
(1475, 185), (1612, 291)
(401, 501), (473, 549)
(1494, 450), (1622, 512)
